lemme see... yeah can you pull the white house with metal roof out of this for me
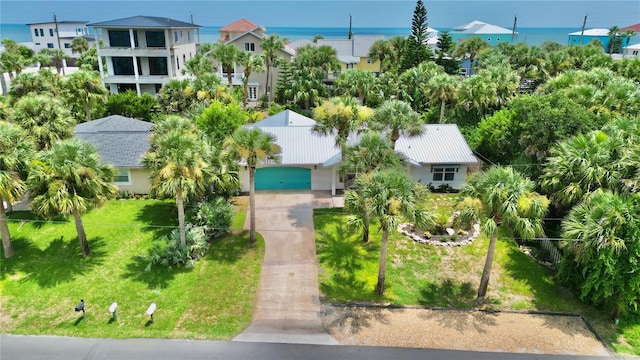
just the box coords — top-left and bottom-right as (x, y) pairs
(240, 110), (477, 194)
(451, 20), (515, 46)
(88, 16), (201, 95)
(75, 115), (153, 194)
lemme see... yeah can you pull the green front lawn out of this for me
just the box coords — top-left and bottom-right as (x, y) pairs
(314, 194), (636, 355)
(0, 199), (263, 339)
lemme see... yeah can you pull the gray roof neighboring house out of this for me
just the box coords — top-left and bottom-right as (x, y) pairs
(317, 35), (385, 58)
(452, 20), (513, 34)
(249, 110), (317, 127)
(88, 16), (200, 28)
(249, 111), (476, 167)
(27, 21), (89, 25)
(75, 115), (154, 168)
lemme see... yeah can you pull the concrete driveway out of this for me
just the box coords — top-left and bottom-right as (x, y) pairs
(233, 191), (338, 345)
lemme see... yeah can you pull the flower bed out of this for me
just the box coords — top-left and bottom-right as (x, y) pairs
(397, 223), (481, 247)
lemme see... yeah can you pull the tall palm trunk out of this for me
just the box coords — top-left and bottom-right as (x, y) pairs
(242, 79), (249, 108)
(265, 61), (271, 105)
(249, 166), (256, 243)
(375, 228), (390, 295)
(84, 101), (92, 122)
(176, 189), (186, 247)
(0, 197), (15, 258)
(73, 211), (91, 257)
(439, 98), (446, 123)
(0, 68), (8, 96)
(226, 67), (233, 88)
(477, 230), (498, 302)
(362, 214), (370, 243)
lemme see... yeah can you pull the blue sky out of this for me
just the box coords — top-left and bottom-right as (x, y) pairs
(1, 0), (638, 28)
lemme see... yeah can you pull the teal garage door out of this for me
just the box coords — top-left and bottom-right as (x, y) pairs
(255, 167), (311, 190)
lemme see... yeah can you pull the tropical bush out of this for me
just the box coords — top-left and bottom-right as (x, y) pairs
(144, 225), (209, 270)
(188, 197), (234, 239)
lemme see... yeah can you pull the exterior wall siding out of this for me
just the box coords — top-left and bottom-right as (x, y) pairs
(116, 168), (151, 194)
(409, 164), (468, 190)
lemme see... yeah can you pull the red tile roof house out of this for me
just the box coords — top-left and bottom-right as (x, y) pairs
(213, 18), (294, 105)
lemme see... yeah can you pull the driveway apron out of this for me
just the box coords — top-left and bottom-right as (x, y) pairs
(233, 191), (338, 345)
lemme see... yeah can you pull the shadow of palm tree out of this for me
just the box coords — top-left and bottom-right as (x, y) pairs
(1, 236), (107, 287)
(418, 278), (476, 308)
(327, 305), (393, 335)
(7, 210), (70, 230)
(120, 253), (190, 289)
(416, 306), (498, 333)
(134, 201), (177, 238)
(206, 231), (252, 264)
(287, 202), (315, 231)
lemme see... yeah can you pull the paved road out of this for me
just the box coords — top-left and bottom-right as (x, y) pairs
(233, 191), (337, 345)
(0, 334), (614, 360)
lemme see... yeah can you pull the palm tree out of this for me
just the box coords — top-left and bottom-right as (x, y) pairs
(399, 61), (441, 113)
(28, 139), (118, 257)
(144, 116), (210, 247)
(182, 53), (215, 77)
(70, 37), (89, 55)
(224, 128), (281, 243)
(64, 69), (108, 121)
(456, 36), (489, 76)
(456, 166), (548, 302)
(0, 122), (34, 258)
(12, 94), (75, 150)
(425, 73), (459, 123)
(368, 39), (393, 74)
(43, 49), (70, 75)
(622, 30), (637, 59)
(209, 43), (240, 87)
(561, 190), (638, 320)
(607, 26), (621, 55)
(237, 52), (265, 107)
(540, 130), (626, 208)
(261, 34), (287, 106)
(341, 132), (405, 243)
(369, 99), (423, 149)
(335, 69), (378, 105)
(312, 96), (372, 163)
(347, 169), (433, 295)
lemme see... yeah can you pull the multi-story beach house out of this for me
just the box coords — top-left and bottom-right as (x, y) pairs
(569, 26), (637, 53)
(450, 20), (515, 46)
(27, 20), (93, 65)
(88, 16), (201, 95)
(316, 35), (385, 79)
(215, 18), (294, 105)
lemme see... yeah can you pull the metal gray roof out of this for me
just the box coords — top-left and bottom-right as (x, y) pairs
(352, 35), (385, 57)
(452, 20), (513, 35)
(75, 116), (153, 168)
(88, 16), (200, 28)
(250, 110), (317, 127)
(250, 116), (476, 166)
(395, 125), (478, 164)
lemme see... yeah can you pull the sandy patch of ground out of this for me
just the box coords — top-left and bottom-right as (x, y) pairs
(322, 305), (611, 356)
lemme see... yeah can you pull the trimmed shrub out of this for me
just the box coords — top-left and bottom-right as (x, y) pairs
(144, 225), (208, 270)
(188, 197), (234, 239)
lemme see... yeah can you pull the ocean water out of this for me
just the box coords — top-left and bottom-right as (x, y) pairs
(1, 22), (585, 47)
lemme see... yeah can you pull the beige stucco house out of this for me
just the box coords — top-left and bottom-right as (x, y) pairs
(75, 115), (153, 194)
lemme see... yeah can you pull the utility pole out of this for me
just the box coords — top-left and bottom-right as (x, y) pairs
(579, 14), (588, 45)
(348, 14), (353, 39)
(53, 13), (65, 75)
(511, 15), (517, 43)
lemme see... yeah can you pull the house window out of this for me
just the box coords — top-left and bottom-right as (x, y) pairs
(49, 29), (54, 36)
(109, 30), (137, 47)
(244, 42), (255, 52)
(35, 42), (41, 46)
(176, 55), (180, 70)
(114, 169), (130, 184)
(249, 86), (258, 100)
(183, 54), (186, 63)
(34, 29), (39, 37)
(47, 43), (54, 48)
(112, 57), (135, 75)
(149, 57), (168, 75)
(432, 166), (457, 182)
(145, 31), (166, 47)
(180, 30), (183, 37)
(39, 29), (44, 36)
(346, 63), (354, 69)
(117, 83), (137, 93)
(174, 31), (178, 42)
(155, 84), (163, 93)
(496, 37), (501, 41)
(633, 50), (639, 55)
(187, 30), (190, 41)
(366, 58), (372, 64)
(64, 43), (70, 48)
(486, 37), (491, 41)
